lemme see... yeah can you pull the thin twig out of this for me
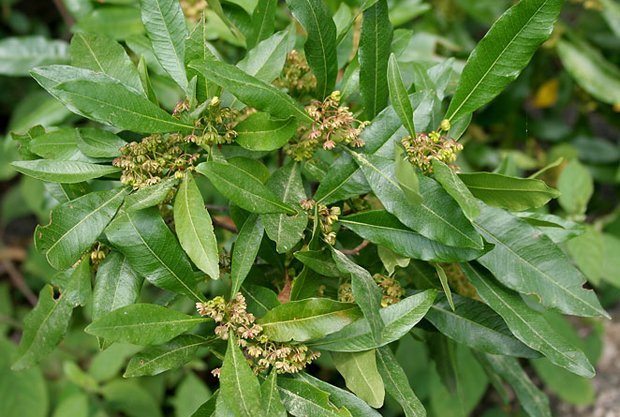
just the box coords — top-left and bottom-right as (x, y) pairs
(205, 204), (229, 212)
(52, 0), (75, 29)
(340, 239), (369, 256)
(1, 259), (37, 306)
(212, 216), (238, 233)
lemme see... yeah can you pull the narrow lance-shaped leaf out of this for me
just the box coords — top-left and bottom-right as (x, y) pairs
(174, 173), (220, 279)
(359, 0), (392, 118)
(261, 371), (287, 417)
(394, 147), (422, 205)
(235, 113), (298, 152)
(220, 335), (266, 417)
(445, 0), (564, 122)
(189, 58), (312, 122)
(462, 263), (595, 378)
(140, 0), (188, 91)
(474, 205), (608, 318)
(248, 0), (277, 49)
(230, 215), (264, 297)
(285, 0), (338, 98)
(376, 346), (426, 417)
(434, 264), (455, 311)
(105, 208), (204, 301)
(432, 159), (480, 220)
(12, 160), (121, 184)
(85, 303), (207, 346)
(93, 252), (144, 321)
(35, 188), (127, 270)
(277, 377), (352, 417)
(332, 350), (385, 408)
(196, 161), (296, 215)
(64, 255), (92, 308)
(387, 54), (416, 137)
(258, 298), (363, 342)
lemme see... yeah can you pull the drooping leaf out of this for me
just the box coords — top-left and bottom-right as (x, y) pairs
(248, 0), (277, 49)
(85, 303), (207, 345)
(376, 346), (426, 417)
(462, 263), (595, 378)
(0, 36), (68, 76)
(340, 211), (486, 263)
(458, 172), (559, 211)
(189, 57), (312, 122)
(332, 350), (385, 408)
(310, 290), (436, 352)
(92, 252), (144, 321)
(285, 0), (338, 98)
(70, 32), (144, 95)
(235, 113), (298, 151)
(474, 205), (608, 318)
(432, 159), (480, 220)
(294, 249), (341, 278)
(123, 177), (178, 211)
(140, 0), (189, 91)
(557, 159), (593, 216)
(220, 336), (266, 417)
(277, 377), (351, 417)
(105, 208), (204, 301)
(387, 54), (415, 136)
(76, 128), (126, 159)
(359, 0), (392, 118)
(12, 160), (120, 184)
(433, 264), (455, 312)
(174, 173), (220, 279)
(197, 161), (296, 214)
(262, 163), (308, 253)
(259, 298), (362, 342)
(426, 294), (539, 357)
(445, 0), (563, 122)
(34, 188), (127, 270)
(261, 371), (287, 417)
(124, 334), (211, 377)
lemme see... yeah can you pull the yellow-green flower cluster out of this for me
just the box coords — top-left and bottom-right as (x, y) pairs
(186, 97), (240, 147)
(441, 263), (479, 300)
(113, 133), (199, 189)
(401, 131), (463, 174)
(180, 0), (207, 21)
(338, 275), (405, 307)
(196, 293), (320, 376)
(287, 91), (369, 161)
(302, 200), (341, 245)
(274, 50), (317, 98)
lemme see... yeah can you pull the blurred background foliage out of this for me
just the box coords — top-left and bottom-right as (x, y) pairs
(0, 1), (619, 416)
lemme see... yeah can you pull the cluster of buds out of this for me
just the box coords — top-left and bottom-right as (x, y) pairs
(401, 129), (463, 174)
(196, 293), (320, 376)
(90, 243), (106, 266)
(286, 91), (369, 161)
(186, 97), (240, 147)
(441, 263), (479, 300)
(302, 200), (341, 245)
(180, 0), (208, 21)
(113, 133), (199, 189)
(274, 50), (317, 98)
(338, 275), (405, 307)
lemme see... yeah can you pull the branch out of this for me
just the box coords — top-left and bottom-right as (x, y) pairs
(212, 215), (238, 233)
(340, 240), (369, 256)
(1, 259), (37, 306)
(52, 0), (75, 29)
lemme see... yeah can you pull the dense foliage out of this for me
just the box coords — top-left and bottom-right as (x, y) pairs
(1, 0), (619, 416)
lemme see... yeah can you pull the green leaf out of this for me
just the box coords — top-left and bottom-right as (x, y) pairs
(261, 371), (287, 417)
(101, 380), (163, 417)
(123, 177), (178, 211)
(432, 160), (480, 220)
(462, 263), (595, 378)
(259, 298), (362, 342)
(189, 57), (312, 122)
(12, 285), (74, 370)
(434, 264), (455, 312)
(64, 255), (92, 307)
(376, 346), (426, 417)
(124, 334), (210, 377)
(75, 7), (145, 40)
(85, 303), (206, 345)
(238, 28), (295, 83)
(340, 211), (485, 263)
(28, 128), (85, 161)
(93, 252), (144, 321)
(34, 188), (127, 270)
(262, 163), (308, 253)
(333, 350), (385, 408)
(140, 0), (189, 91)
(277, 377), (352, 417)
(359, 0), (392, 118)
(248, 0), (277, 49)
(474, 205), (608, 318)
(294, 250), (341, 278)
(426, 294), (538, 357)
(230, 215), (264, 297)
(331, 249), (384, 343)
(0, 36), (68, 76)
(220, 336), (266, 417)
(70, 32), (144, 95)
(458, 172), (559, 211)
(352, 152), (483, 249)
(11, 160), (120, 184)
(445, 0), (563, 122)
(32, 66), (193, 133)
(531, 357), (595, 406)
(479, 354), (552, 417)
(105, 208), (204, 301)
(557, 159), (593, 216)
(196, 161), (296, 214)
(285, 0), (338, 98)
(175, 173), (220, 279)
(387, 54), (415, 136)
(557, 36), (620, 106)
(76, 128), (126, 159)
(394, 148), (422, 205)
(310, 290), (436, 352)
(235, 113), (298, 152)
